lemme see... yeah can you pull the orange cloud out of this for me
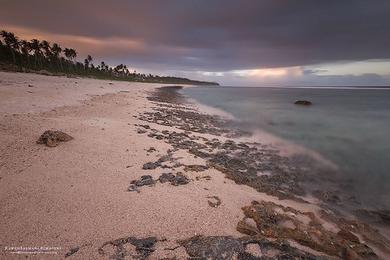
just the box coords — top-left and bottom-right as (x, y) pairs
(2, 25), (145, 58)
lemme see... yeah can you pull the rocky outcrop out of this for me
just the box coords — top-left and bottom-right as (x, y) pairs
(36, 130), (73, 147)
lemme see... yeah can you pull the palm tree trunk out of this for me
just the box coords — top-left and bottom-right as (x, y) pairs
(11, 50), (16, 64)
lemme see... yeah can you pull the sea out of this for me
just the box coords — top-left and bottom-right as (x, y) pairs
(181, 86), (390, 210)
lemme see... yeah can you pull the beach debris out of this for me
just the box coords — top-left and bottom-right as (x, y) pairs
(98, 236), (157, 259)
(64, 247), (79, 258)
(36, 130), (73, 147)
(294, 100), (312, 105)
(207, 196), (221, 208)
(28, 84), (34, 87)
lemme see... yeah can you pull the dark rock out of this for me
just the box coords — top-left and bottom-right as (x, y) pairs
(338, 229), (360, 243)
(236, 218), (258, 236)
(207, 196), (222, 208)
(313, 190), (341, 203)
(127, 184), (139, 193)
(137, 129), (147, 134)
(158, 173), (176, 183)
(98, 236), (157, 259)
(37, 130), (73, 147)
(179, 235), (244, 259)
(171, 173), (190, 186)
(294, 100), (312, 105)
(146, 147), (156, 153)
(183, 164), (209, 172)
(142, 162), (160, 170)
(179, 235), (317, 259)
(64, 247), (79, 258)
(157, 172), (190, 186)
(355, 209), (390, 225)
(195, 175), (212, 181)
(131, 175), (155, 186)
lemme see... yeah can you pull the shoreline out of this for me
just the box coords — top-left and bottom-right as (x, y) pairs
(181, 86), (339, 169)
(0, 71), (389, 259)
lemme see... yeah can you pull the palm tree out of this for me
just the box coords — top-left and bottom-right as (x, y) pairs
(84, 55), (92, 70)
(69, 48), (77, 60)
(39, 40), (52, 65)
(63, 48), (77, 71)
(20, 40), (31, 67)
(51, 43), (62, 70)
(100, 61), (106, 73)
(1, 30), (20, 64)
(29, 39), (41, 68)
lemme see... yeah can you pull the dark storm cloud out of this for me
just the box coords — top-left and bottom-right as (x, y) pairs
(1, 0), (390, 71)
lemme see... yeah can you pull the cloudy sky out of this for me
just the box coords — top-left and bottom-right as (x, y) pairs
(1, 0), (390, 86)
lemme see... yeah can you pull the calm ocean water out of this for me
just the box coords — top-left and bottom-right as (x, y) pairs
(182, 86), (390, 210)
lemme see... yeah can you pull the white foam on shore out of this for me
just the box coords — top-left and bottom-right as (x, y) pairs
(186, 97), (236, 120)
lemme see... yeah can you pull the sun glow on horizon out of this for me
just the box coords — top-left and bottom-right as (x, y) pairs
(232, 66), (303, 78)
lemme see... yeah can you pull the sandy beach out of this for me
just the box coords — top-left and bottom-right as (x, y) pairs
(0, 71), (389, 259)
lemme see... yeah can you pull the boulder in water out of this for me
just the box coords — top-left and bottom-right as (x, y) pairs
(294, 100), (312, 105)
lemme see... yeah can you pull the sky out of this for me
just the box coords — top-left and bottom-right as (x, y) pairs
(1, 0), (390, 86)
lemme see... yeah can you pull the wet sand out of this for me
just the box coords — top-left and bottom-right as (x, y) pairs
(0, 71), (389, 259)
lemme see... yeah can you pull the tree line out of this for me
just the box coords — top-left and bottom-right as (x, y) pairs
(0, 30), (218, 85)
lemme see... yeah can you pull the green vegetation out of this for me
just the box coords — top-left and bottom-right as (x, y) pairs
(0, 30), (218, 85)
